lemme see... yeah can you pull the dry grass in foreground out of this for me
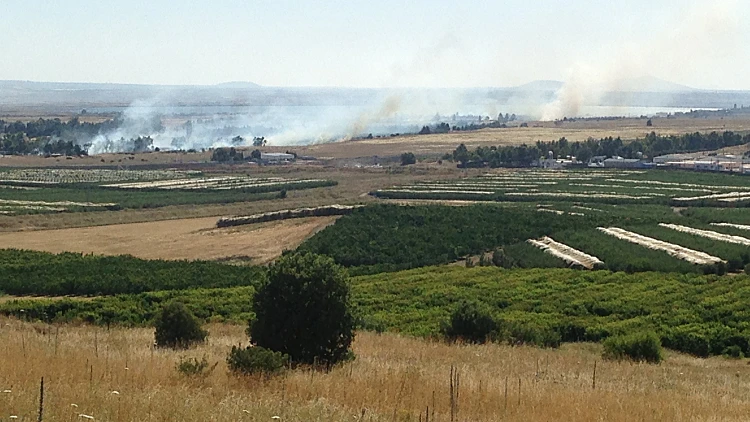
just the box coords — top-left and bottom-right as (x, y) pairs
(1, 319), (750, 421)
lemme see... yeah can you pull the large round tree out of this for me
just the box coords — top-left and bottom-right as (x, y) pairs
(249, 252), (355, 366)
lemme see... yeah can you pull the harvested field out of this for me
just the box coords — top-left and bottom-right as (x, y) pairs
(0, 216), (338, 264)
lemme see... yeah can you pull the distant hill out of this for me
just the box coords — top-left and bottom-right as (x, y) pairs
(512, 80), (564, 91)
(607, 76), (695, 93)
(512, 76), (695, 93)
(214, 81), (261, 89)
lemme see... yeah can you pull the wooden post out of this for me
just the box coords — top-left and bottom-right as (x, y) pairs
(504, 376), (508, 411)
(592, 361), (597, 390)
(38, 377), (44, 422)
(54, 327), (59, 356)
(450, 366), (455, 422)
(517, 377), (521, 407)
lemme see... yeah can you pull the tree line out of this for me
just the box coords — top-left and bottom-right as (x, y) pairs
(0, 116), (161, 156)
(449, 131), (750, 168)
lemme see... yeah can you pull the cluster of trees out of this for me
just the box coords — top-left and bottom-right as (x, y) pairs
(450, 131), (750, 168)
(0, 115), (168, 155)
(0, 249), (264, 296)
(418, 123), (451, 135)
(418, 114), (522, 135)
(400, 152), (416, 165)
(0, 117), (120, 139)
(211, 146), (245, 162)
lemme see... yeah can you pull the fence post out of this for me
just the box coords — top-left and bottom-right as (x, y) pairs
(38, 377), (44, 422)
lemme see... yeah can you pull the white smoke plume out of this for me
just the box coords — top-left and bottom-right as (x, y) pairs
(539, 0), (740, 121)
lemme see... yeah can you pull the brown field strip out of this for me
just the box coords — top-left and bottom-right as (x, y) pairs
(1, 319), (750, 421)
(0, 215), (338, 263)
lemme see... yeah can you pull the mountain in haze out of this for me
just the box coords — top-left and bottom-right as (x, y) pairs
(512, 76), (695, 93)
(512, 80), (564, 91)
(214, 81), (262, 89)
(607, 76), (695, 93)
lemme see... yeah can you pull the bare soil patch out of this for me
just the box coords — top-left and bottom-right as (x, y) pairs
(0, 215), (337, 263)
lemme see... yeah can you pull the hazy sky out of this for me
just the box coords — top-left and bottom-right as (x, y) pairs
(2, 0), (749, 89)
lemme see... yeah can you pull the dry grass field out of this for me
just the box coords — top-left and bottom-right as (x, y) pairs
(292, 116), (750, 159)
(0, 216), (337, 263)
(1, 318), (749, 421)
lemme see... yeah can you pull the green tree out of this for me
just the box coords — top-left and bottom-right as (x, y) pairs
(154, 302), (207, 349)
(443, 300), (497, 344)
(249, 253), (355, 366)
(400, 152), (416, 166)
(453, 143), (470, 166)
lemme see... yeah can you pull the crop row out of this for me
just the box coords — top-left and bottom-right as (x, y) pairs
(373, 170), (750, 206)
(598, 227), (723, 265)
(0, 168), (199, 184)
(527, 236), (603, 269)
(217, 204), (364, 228)
(103, 176), (333, 191)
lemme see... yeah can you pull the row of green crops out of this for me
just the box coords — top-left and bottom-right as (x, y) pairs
(4, 266), (750, 358)
(0, 249), (265, 296)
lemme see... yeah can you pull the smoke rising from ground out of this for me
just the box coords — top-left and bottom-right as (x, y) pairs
(539, 0), (740, 120)
(79, 1), (743, 154)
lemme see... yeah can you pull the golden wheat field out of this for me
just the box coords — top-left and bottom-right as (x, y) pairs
(0, 216), (337, 264)
(1, 318), (749, 421)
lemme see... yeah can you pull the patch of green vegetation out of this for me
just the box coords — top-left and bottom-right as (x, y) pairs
(298, 204), (609, 274)
(352, 266), (750, 357)
(298, 203), (735, 274)
(4, 265), (750, 358)
(0, 249), (265, 296)
(0, 286), (255, 326)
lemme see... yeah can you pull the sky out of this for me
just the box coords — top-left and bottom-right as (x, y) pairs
(2, 0), (749, 90)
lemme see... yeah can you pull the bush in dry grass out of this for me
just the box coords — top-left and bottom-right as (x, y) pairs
(443, 300), (497, 344)
(249, 252), (355, 366)
(603, 331), (663, 364)
(154, 302), (207, 349)
(176, 355), (217, 377)
(400, 152), (416, 166)
(227, 346), (289, 376)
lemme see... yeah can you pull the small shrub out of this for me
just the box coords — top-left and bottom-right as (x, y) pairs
(154, 302), (207, 349)
(443, 300), (497, 344)
(227, 345), (288, 376)
(400, 152), (416, 166)
(496, 320), (562, 348)
(603, 331), (663, 363)
(745, 263), (750, 275)
(176, 355), (217, 377)
(723, 345), (745, 359)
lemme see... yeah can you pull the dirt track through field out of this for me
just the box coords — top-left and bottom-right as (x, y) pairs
(0, 216), (337, 263)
